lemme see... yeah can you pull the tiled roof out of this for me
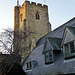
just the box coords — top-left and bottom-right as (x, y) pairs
(23, 17), (75, 75)
(36, 17), (75, 46)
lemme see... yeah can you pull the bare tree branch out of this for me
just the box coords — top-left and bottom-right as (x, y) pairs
(0, 27), (32, 74)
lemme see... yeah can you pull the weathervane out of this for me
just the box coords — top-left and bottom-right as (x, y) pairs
(17, 0), (19, 6)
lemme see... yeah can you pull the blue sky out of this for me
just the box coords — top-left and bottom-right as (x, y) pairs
(0, 0), (75, 31)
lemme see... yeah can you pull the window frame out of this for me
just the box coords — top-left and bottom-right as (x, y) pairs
(26, 60), (36, 70)
(26, 62), (32, 70)
(70, 41), (75, 54)
(45, 50), (53, 64)
(64, 41), (75, 59)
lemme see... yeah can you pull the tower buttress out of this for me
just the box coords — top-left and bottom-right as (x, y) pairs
(14, 6), (20, 33)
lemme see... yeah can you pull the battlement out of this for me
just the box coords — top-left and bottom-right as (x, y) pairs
(31, 2), (36, 5)
(37, 3), (42, 6)
(14, 6), (20, 9)
(22, 3), (24, 7)
(20, 2), (25, 9)
(20, 1), (48, 8)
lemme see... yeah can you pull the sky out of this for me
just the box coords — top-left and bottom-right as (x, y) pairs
(0, 0), (75, 32)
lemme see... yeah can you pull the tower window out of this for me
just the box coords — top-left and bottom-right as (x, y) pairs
(20, 14), (23, 22)
(36, 11), (40, 20)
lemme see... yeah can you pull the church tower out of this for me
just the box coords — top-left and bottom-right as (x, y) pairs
(14, 0), (51, 62)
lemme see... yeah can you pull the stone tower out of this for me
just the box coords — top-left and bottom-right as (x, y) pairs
(14, 0), (51, 62)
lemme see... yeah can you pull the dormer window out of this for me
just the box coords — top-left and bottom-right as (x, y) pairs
(64, 41), (75, 59)
(45, 50), (53, 64)
(70, 42), (75, 54)
(43, 37), (61, 64)
(36, 11), (40, 20)
(61, 26), (75, 59)
(64, 43), (69, 58)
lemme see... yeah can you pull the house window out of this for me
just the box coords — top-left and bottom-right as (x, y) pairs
(64, 43), (69, 58)
(64, 41), (75, 59)
(26, 61), (36, 70)
(70, 42), (75, 54)
(36, 11), (40, 20)
(27, 63), (29, 69)
(26, 62), (32, 70)
(45, 50), (53, 64)
(65, 44), (68, 51)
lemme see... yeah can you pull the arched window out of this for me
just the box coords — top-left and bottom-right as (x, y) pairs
(36, 11), (40, 20)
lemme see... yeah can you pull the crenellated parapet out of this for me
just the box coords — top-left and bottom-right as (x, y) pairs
(20, 1), (48, 9)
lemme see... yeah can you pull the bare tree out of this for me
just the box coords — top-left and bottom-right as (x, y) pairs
(0, 27), (32, 75)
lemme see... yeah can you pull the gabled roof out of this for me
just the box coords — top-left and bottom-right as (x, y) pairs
(48, 37), (62, 50)
(43, 38), (52, 53)
(61, 26), (75, 46)
(67, 26), (75, 36)
(43, 37), (62, 53)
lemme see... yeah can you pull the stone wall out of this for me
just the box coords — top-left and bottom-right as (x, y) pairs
(19, 1), (51, 42)
(25, 1), (51, 41)
(20, 2), (26, 29)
